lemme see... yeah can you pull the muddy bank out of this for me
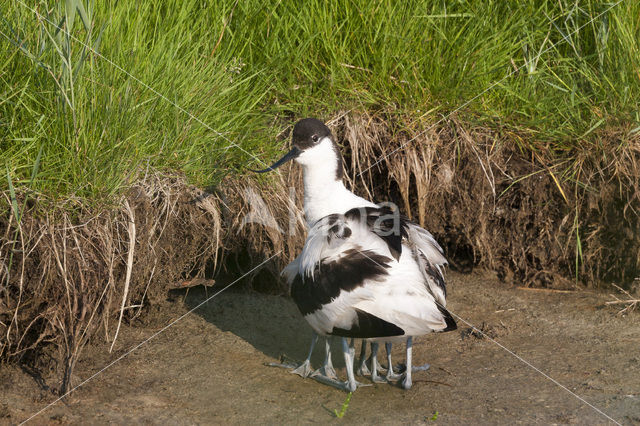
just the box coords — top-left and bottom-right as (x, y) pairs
(2, 112), (639, 395)
(1, 271), (638, 424)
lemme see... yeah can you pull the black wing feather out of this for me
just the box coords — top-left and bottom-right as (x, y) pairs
(330, 308), (405, 338)
(291, 249), (392, 316)
(437, 304), (457, 332)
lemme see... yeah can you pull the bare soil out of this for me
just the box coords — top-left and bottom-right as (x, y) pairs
(1, 271), (638, 425)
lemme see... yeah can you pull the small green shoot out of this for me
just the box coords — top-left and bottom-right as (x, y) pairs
(430, 411), (439, 421)
(333, 392), (352, 419)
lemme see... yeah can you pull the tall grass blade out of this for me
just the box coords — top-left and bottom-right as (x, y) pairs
(6, 167), (20, 223)
(579, 118), (605, 140)
(65, 0), (76, 33)
(75, 0), (91, 31)
(30, 144), (43, 185)
(1, 16), (39, 64)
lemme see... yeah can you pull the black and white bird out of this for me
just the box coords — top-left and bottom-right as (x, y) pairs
(254, 118), (456, 391)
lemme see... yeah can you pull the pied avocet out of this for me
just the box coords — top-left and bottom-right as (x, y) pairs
(254, 118), (456, 391)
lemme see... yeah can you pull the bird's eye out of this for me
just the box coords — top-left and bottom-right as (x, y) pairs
(311, 134), (319, 142)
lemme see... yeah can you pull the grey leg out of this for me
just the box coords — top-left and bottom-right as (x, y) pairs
(342, 337), (357, 392)
(373, 343), (384, 371)
(402, 337), (413, 390)
(312, 337), (337, 380)
(370, 342), (386, 383)
(291, 332), (318, 378)
(311, 337), (372, 392)
(324, 338), (337, 379)
(313, 337), (359, 391)
(356, 340), (370, 376)
(385, 342), (402, 381)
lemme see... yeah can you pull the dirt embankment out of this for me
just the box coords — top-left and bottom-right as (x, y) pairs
(336, 114), (640, 289)
(2, 112), (639, 394)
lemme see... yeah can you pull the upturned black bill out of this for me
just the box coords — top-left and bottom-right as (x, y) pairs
(250, 146), (301, 173)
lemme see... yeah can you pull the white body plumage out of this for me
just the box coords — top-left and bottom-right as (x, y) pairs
(281, 134), (453, 341)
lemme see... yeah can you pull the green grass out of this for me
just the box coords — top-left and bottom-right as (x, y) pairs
(1, 0), (639, 200)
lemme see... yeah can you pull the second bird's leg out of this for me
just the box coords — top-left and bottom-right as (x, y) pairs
(371, 342), (384, 372)
(402, 337), (413, 390)
(311, 337), (372, 391)
(369, 342), (386, 383)
(385, 342), (402, 381)
(356, 340), (370, 376)
(312, 337), (337, 380)
(342, 337), (358, 392)
(290, 332), (318, 378)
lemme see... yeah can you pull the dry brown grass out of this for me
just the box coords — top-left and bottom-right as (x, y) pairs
(0, 172), (305, 393)
(333, 112), (640, 289)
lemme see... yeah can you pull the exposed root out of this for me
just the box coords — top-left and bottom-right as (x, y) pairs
(109, 199), (136, 353)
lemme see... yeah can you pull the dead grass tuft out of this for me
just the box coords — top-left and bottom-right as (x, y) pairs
(333, 112), (640, 289)
(605, 283), (639, 315)
(0, 172), (305, 393)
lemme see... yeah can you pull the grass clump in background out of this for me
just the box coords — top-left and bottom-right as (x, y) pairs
(0, 0), (638, 200)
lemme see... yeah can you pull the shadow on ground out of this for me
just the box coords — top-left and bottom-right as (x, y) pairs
(182, 286), (350, 368)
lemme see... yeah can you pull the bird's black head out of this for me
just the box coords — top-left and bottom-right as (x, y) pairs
(291, 118), (332, 151)
(251, 117), (344, 180)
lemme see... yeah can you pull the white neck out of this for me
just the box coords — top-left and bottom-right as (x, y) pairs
(296, 138), (375, 225)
